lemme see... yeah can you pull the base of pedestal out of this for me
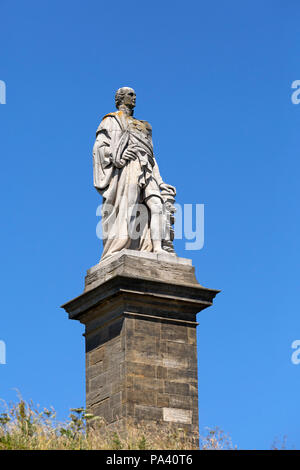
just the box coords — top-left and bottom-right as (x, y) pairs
(62, 250), (219, 442)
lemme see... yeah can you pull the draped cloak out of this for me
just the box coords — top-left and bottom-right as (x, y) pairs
(93, 111), (164, 260)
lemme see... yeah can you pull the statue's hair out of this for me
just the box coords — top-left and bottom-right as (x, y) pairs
(115, 87), (135, 109)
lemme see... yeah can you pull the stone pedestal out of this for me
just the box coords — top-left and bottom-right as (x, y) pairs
(61, 250), (219, 440)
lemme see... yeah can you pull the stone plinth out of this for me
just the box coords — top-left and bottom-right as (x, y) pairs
(61, 250), (219, 440)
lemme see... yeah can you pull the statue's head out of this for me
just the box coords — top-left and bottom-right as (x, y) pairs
(115, 87), (136, 110)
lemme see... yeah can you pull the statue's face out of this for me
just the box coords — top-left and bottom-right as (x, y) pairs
(122, 88), (136, 109)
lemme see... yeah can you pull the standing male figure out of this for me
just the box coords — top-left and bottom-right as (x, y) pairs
(93, 87), (176, 260)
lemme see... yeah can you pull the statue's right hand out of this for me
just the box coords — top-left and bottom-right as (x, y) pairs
(122, 147), (137, 161)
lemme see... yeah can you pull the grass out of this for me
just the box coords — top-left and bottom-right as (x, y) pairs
(0, 397), (235, 450)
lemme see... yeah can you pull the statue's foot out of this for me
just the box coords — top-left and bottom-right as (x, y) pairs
(153, 247), (166, 254)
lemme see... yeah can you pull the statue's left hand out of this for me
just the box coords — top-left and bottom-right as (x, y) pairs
(159, 183), (176, 196)
(122, 147), (137, 161)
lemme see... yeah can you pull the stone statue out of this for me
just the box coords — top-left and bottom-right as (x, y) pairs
(93, 87), (176, 260)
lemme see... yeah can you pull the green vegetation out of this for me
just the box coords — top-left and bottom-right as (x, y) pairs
(0, 397), (234, 450)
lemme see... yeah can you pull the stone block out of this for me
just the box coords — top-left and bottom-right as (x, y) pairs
(161, 323), (188, 344)
(168, 394), (192, 409)
(134, 318), (160, 337)
(133, 376), (164, 393)
(126, 389), (156, 406)
(157, 393), (169, 407)
(164, 381), (190, 396)
(157, 366), (168, 379)
(112, 404), (124, 421)
(163, 408), (192, 424)
(135, 405), (163, 421)
(126, 361), (156, 378)
(89, 346), (105, 366)
(87, 362), (104, 381)
(167, 367), (197, 383)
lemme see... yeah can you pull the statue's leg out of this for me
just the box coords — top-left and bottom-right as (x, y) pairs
(145, 195), (164, 253)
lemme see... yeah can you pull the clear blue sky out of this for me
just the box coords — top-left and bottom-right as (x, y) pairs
(0, 0), (299, 450)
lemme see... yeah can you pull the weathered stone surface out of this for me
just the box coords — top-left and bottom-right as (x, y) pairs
(135, 405), (163, 421)
(163, 408), (192, 424)
(62, 252), (220, 442)
(84, 249), (197, 292)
